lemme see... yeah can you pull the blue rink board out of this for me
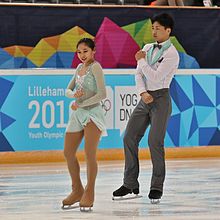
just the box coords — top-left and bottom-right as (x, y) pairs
(0, 73), (219, 151)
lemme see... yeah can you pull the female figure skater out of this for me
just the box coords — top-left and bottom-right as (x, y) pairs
(62, 38), (107, 211)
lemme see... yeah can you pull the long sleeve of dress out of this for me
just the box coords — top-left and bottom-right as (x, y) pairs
(65, 75), (76, 98)
(78, 63), (107, 108)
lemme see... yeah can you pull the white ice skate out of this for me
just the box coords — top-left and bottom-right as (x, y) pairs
(61, 203), (80, 210)
(61, 191), (83, 210)
(80, 206), (93, 212)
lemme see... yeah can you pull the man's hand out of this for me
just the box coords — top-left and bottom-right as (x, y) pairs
(141, 92), (154, 104)
(73, 89), (84, 98)
(135, 50), (146, 61)
(71, 102), (79, 111)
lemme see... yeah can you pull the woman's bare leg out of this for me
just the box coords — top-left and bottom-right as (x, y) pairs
(62, 131), (84, 206)
(79, 121), (101, 208)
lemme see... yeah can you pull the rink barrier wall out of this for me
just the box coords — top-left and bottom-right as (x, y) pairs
(1, 146), (220, 164)
(1, 69), (220, 153)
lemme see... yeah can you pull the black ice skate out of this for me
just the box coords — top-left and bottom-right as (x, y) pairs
(112, 185), (142, 201)
(148, 189), (162, 204)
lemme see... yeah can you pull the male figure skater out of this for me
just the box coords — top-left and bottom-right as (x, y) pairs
(113, 13), (179, 203)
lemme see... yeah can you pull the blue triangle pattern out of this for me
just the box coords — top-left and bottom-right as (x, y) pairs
(193, 75), (216, 106)
(199, 127), (216, 145)
(217, 76), (220, 106)
(178, 52), (200, 69)
(195, 106), (214, 126)
(42, 54), (57, 68)
(16, 57), (36, 68)
(26, 59), (36, 68)
(170, 78), (193, 112)
(217, 109), (220, 125)
(41, 52), (74, 68)
(209, 129), (220, 145)
(0, 48), (12, 64)
(188, 130), (199, 146)
(192, 76), (214, 107)
(57, 52), (75, 68)
(200, 108), (217, 127)
(14, 57), (23, 68)
(191, 60), (200, 69)
(179, 121), (188, 146)
(167, 113), (181, 146)
(165, 132), (175, 147)
(56, 54), (65, 68)
(20, 58), (28, 68)
(0, 77), (14, 108)
(0, 132), (14, 152)
(0, 58), (15, 69)
(0, 112), (16, 131)
(171, 99), (181, 115)
(175, 75), (194, 102)
(188, 108), (198, 139)
(181, 108), (193, 137)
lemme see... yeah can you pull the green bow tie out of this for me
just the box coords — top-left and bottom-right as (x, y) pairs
(147, 40), (171, 65)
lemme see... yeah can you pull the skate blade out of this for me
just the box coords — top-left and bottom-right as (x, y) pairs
(150, 199), (160, 204)
(61, 204), (80, 210)
(80, 206), (93, 212)
(112, 194), (142, 201)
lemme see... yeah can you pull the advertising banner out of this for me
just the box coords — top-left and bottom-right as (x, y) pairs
(0, 69), (219, 152)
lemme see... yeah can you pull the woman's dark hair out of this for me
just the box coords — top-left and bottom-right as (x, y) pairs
(76, 38), (95, 50)
(151, 13), (174, 32)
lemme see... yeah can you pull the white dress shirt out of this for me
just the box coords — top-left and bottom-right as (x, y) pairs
(135, 39), (179, 95)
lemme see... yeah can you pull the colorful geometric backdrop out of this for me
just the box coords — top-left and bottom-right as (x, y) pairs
(0, 17), (199, 69)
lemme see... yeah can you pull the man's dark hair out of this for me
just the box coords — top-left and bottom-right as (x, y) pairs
(151, 13), (174, 32)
